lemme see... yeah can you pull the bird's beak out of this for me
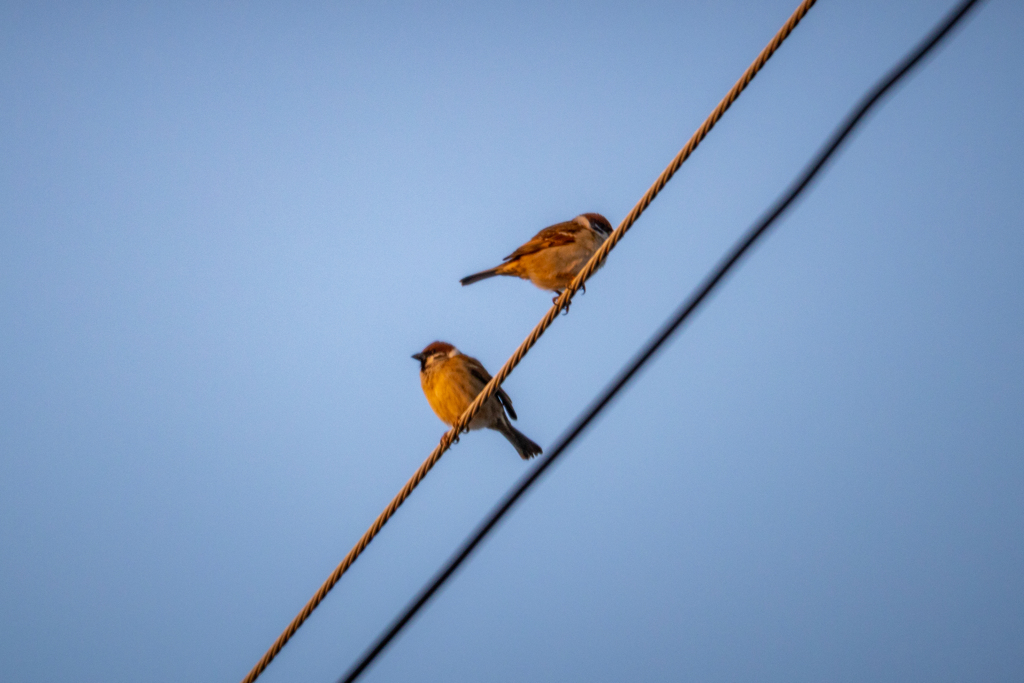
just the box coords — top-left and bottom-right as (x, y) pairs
(411, 353), (423, 362)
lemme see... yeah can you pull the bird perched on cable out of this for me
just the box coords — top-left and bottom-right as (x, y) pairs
(412, 341), (542, 460)
(460, 213), (614, 298)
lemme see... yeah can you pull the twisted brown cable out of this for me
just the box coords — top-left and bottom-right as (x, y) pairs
(240, 1), (816, 681)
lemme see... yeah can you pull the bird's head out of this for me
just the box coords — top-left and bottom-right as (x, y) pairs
(578, 213), (613, 237)
(412, 341), (457, 371)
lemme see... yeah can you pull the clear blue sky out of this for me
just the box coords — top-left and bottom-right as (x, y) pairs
(2, 1), (1022, 681)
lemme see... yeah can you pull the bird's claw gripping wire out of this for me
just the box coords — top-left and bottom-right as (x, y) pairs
(451, 425), (473, 444)
(555, 282), (585, 315)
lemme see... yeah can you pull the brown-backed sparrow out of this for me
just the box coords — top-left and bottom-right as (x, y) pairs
(412, 341), (542, 460)
(460, 213), (614, 299)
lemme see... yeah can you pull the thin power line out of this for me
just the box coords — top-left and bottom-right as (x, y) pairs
(239, 2), (818, 681)
(337, 0), (985, 680)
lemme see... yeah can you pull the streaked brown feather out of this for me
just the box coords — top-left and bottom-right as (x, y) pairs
(464, 356), (491, 386)
(502, 222), (582, 262)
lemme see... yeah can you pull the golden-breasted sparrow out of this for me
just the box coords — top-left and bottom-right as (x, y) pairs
(412, 341), (542, 460)
(460, 213), (613, 296)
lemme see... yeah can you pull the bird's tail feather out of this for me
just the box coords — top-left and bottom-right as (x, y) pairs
(460, 267), (502, 286)
(496, 419), (542, 460)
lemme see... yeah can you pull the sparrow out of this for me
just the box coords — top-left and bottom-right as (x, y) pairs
(460, 213), (614, 297)
(412, 341), (542, 460)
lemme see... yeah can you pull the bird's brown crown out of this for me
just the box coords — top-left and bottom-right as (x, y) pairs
(412, 341), (457, 371)
(580, 213), (613, 236)
(420, 341), (455, 357)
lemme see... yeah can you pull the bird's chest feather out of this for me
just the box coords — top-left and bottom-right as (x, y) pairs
(421, 361), (477, 425)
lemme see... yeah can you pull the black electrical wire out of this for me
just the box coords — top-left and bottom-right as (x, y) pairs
(338, 1), (985, 680)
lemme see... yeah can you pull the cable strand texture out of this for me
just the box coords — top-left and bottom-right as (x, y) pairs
(240, 2), (816, 681)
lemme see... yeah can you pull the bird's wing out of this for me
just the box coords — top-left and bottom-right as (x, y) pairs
(464, 356), (493, 394)
(503, 221), (580, 262)
(465, 356), (517, 421)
